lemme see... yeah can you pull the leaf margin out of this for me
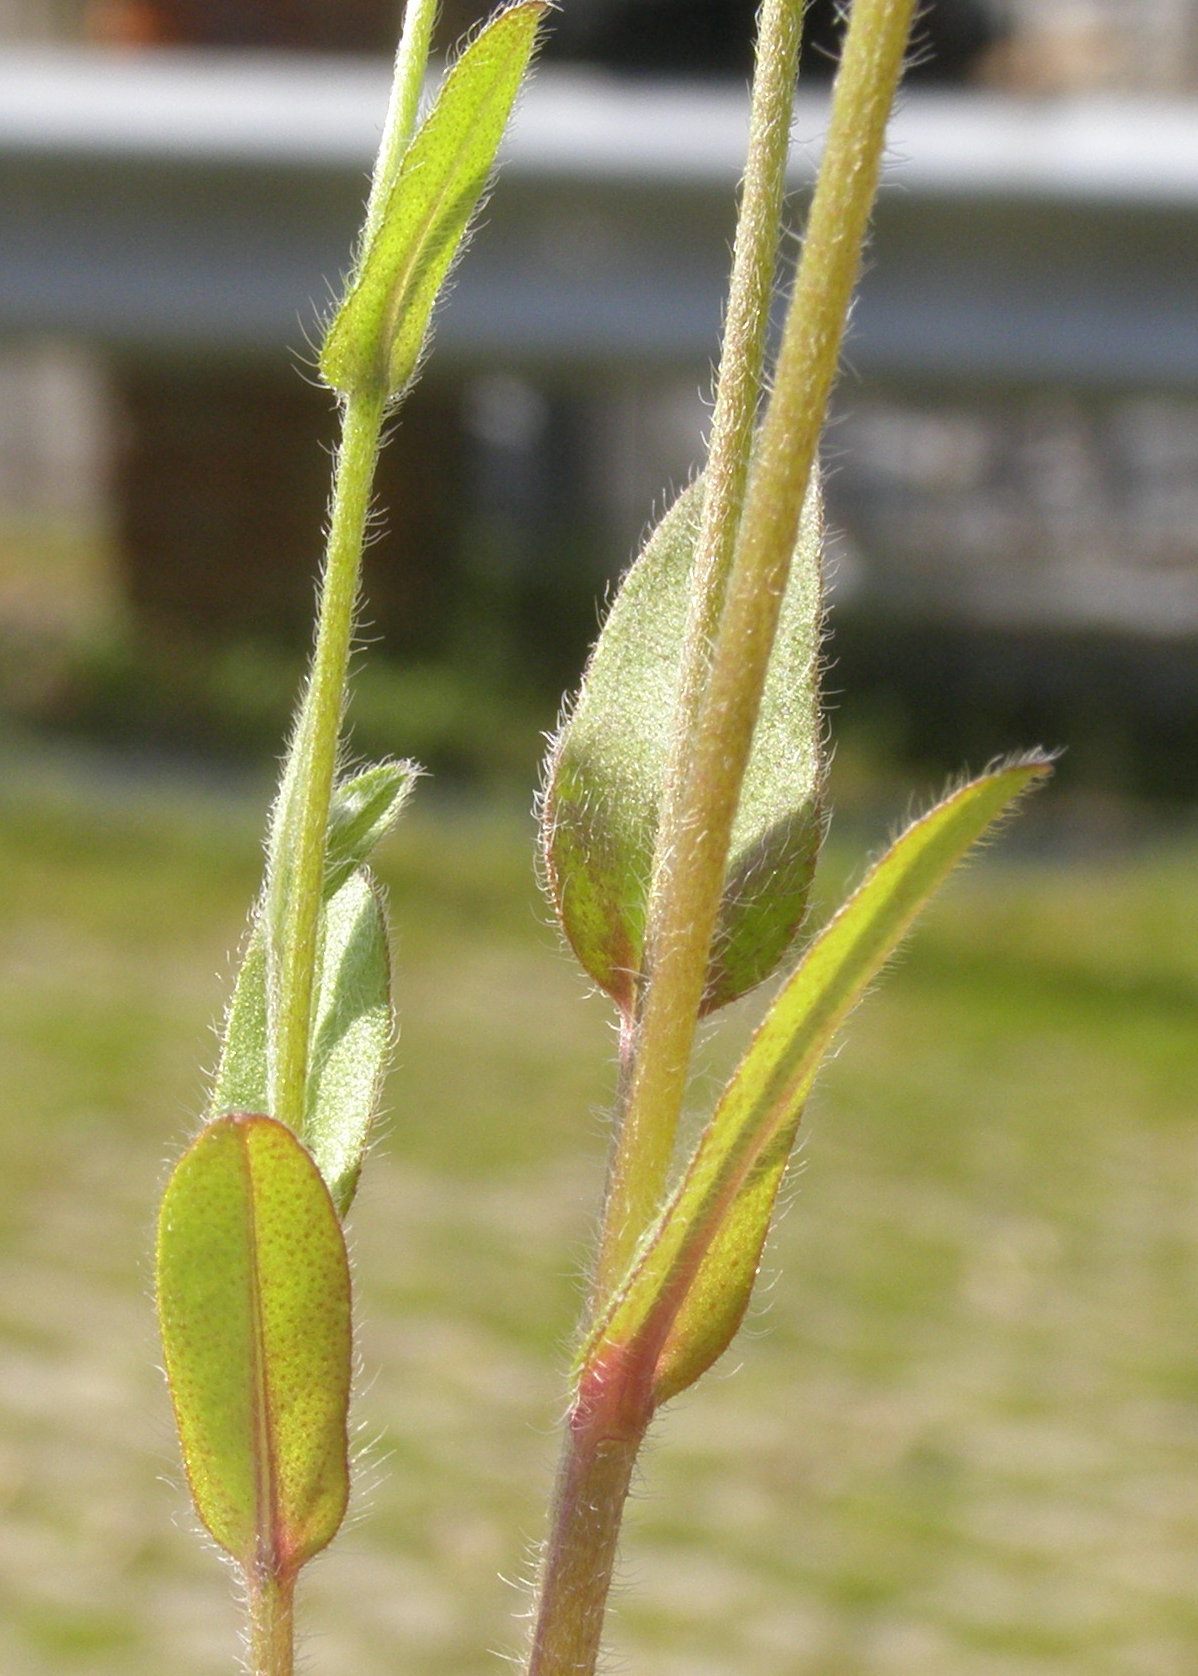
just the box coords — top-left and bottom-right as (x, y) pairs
(579, 754), (1053, 1406)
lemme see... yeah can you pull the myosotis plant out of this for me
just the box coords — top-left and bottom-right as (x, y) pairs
(155, 1), (1050, 1672)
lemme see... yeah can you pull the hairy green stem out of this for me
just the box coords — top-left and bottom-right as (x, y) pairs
(264, 0), (442, 1136)
(361, 0), (441, 252)
(528, 7), (916, 1674)
(246, 1568), (296, 1676)
(266, 388), (387, 1135)
(594, 0), (805, 1299)
(596, 0), (916, 1298)
(669, 0), (805, 736)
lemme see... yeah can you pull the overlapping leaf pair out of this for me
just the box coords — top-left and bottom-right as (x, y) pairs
(322, 0), (545, 402)
(542, 472), (1050, 1416)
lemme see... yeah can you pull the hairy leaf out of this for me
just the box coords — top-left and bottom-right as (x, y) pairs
(211, 870), (392, 1215)
(325, 759), (418, 898)
(581, 758), (1051, 1406)
(305, 868), (392, 1215)
(542, 472), (823, 1015)
(156, 1115), (352, 1577)
(213, 759), (405, 1205)
(321, 1), (544, 399)
(211, 917), (270, 1120)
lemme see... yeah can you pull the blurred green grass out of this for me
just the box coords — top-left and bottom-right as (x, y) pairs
(0, 746), (1195, 1676)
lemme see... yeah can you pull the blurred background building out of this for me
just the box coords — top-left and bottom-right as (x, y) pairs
(3, 0), (1198, 794)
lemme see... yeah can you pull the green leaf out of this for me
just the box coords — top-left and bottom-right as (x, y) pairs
(211, 870), (392, 1216)
(211, 916), (270, 1120)
(650, 1122), (791, 1407)
(305, 868), (392, 1215)
(325, 759), (418, 898)
(542, 471), (823, 1016)
(156, 1114), (352, 1578)
(212, 760), (406, 1204)
(582, 757), (1051, 1406)
(707, 481), (824, 1011)
(321, 0), (545, 399)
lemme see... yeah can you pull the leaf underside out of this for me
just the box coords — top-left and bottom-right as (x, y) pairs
(543, 471), (824, 1016)
(156, 1114), (352, 1577)
(305, 869), (392, 1215)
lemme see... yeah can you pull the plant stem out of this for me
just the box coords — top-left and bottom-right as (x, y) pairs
(526, 1411), (646, 1676)
(735, 0), (918, 639)
(246, 1568), (296, 1676)
(529, 3), (911, 1662)
(670, 0), (805, 738)
(529, 6), (915, 1674)
(361, 0), (441, 252)
(594, 0), (805, 1302)
(266, 387), (387, 1135)
(595, 0), (916, 1299)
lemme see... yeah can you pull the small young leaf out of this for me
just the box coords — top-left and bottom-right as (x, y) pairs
(305, 868), (392, 1215)
(542, 472), (823, 1016)
(581, 757), (1051, 1406)
(320, 0), (545, 399)
(211, 870), (392, 1216)
(213, 758), (407, 1202)
(156, 1114), (352, 1578)
(211, 917), (270, 1120)
(325, 758), (418, 898)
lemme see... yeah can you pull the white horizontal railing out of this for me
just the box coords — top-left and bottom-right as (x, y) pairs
(1, 49), (1197, 389)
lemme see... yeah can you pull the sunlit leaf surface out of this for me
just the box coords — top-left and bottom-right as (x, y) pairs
(321, 1), (544, 399)
(543, 474), (823, 1015)
(156, 1114), (352, 1576)
(582, 759), (1051, 1405)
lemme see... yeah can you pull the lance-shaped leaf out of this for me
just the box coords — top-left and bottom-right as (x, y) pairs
(542, 472), (823, 1016)
(304, 868), (392, 1215)
(213, 761), (405, 1208)
(321, 0), (544, 399)
(211, 917), (270, 1120)
(580, 757), (1051, 1408)
(157, 1114), (352, 1577)
(325, 759), (418, 899)
(211, 870), (392, 1215)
